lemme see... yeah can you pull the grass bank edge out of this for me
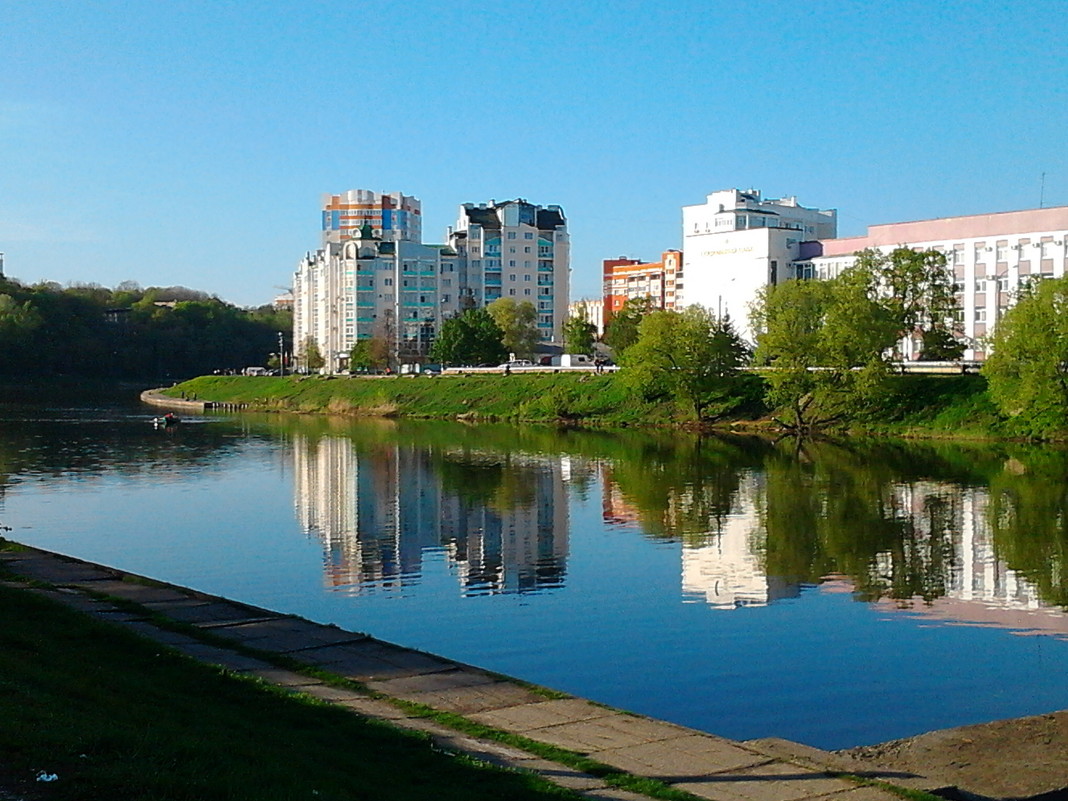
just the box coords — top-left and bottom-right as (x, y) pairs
(162, 373), (1041, 441)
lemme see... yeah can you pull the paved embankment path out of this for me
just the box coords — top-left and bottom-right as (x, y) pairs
(1, 545), (935, 801)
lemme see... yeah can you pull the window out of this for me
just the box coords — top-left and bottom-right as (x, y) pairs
(384, 278), (393, 286)
(507, 231), (516, 239)
(524, 288), (531, 295)
(509, 246), (516, 253)
(996, 276), (1009, 292)
(508, 274), (516, 282)
(509, 260), (516, 267)
(509, 289), (516, 296)
(996, 244), (1008, 262)
(974, 279), (987, 293)
(524, 232), (533, 239)
(524, 246), (531, 253)
(1041, 241), (1056, 259)
(953, 248), (964, 265)
(975, 308), (987, 322)
(974, 245), (985, 262)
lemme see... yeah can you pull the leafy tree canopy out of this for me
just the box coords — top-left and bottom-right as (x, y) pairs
(486, 298), (539, 359)
(430, 308), (508, 366)
(562, 313), (597, 354)
(854, 247), (961, 357)
(603, 296), (654, 355)
(0, 278), (292, 380)
(622, 306), (753, 421)
(751, 268), (898, 433)
(983, 275), (1068, 436)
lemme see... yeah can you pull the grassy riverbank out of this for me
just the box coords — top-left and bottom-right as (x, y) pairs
(163, 372), (1015, 438)
(166, 372), (698, 427)
(0, 577), (579, 801)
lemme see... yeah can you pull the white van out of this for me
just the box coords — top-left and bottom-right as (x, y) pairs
(243, 366), (268, 376)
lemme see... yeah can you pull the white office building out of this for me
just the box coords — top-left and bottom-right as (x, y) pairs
(680, 189), (837, 340)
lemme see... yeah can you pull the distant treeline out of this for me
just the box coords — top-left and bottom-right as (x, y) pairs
(0, 279), (291, 380)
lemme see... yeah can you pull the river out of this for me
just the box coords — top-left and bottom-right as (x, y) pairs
(2, 388), (1068, 750)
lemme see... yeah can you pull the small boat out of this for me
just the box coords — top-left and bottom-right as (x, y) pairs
(152, 413), (180, 429)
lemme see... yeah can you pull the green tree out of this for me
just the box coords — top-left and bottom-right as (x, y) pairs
(486, 298), (539, 359)
(298, 336), (325, 372)
(430, 308), (508, 366)
(348, 341), (374, 372)
(854, 247), (960, 358)
(751, 269), (898, 433)
(603, 296), (654, 355)
(622, 306), (753, 421)
(562, 313), (597, 354)
(984, 275), (1068, 436)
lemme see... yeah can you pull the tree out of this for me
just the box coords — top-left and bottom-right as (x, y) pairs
(298, 336), (325, 372)
(486, 298), (539, 359)
(562, 313), (597, 354)
(603, 296), (654, 355)
(854, 247), (961, 358)
(430, 308), (508, 366)
(622, 306), (752, 421)
(348, 340), (382, 372)
(751, 268), (898, 433)
(983, 275), (1068, 436)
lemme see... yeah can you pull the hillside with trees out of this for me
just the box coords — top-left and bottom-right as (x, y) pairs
(0, 279), (291, 380)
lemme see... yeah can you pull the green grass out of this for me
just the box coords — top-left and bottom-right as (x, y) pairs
(165, 372), (690, 427)
(164, 372), (1027, 440)
(0, 582), (581, 801)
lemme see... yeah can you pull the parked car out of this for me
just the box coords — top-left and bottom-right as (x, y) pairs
(498, 360), (533, 369)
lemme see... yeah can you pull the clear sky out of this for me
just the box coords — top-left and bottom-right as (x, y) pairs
(2, 1), (1065, 307)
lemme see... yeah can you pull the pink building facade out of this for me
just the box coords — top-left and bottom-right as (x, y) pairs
(799, 206), (1068, 360)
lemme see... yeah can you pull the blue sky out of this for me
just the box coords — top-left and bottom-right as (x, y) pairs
(2, 1), (1065, 306)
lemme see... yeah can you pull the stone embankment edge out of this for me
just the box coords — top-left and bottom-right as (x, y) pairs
(0, 543), (936, 801)
(141, 388), (245, 413)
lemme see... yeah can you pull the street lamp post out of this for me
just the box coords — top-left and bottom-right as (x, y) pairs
(278, 331), (285, 377)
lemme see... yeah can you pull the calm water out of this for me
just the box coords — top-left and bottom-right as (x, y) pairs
(3, 390), (1068, 750)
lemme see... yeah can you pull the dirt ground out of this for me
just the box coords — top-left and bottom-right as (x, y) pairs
(839, 708), (1068, 800)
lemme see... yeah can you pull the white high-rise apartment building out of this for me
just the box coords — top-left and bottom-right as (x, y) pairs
(680, 189), (837, 340)
(295, 193), (569, 371)
(294, 190), (457, 373)
(447, 199), (570, 343)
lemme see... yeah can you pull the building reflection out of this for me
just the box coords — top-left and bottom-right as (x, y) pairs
(680, 473), (801, 608)
(293, 435), (569, 595)
(605, 462), (1061, 629)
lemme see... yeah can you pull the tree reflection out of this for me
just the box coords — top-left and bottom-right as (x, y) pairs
(605, 434), (769, 545)
(988, 450), (1068, 607)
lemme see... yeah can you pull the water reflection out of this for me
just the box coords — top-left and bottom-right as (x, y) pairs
(293, 435), (570, 595)
(290, 426), (1068, 628)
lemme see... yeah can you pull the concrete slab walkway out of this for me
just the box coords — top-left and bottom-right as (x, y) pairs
(0, 545), (931, 801)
